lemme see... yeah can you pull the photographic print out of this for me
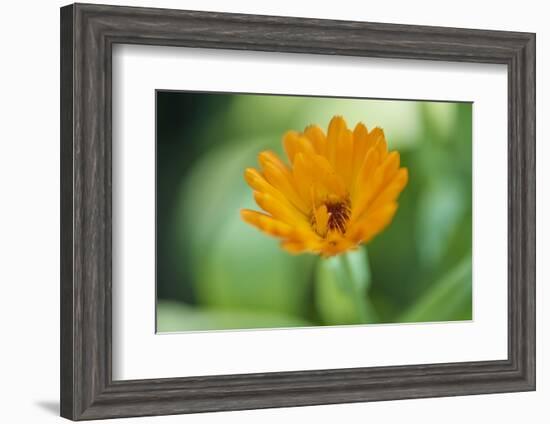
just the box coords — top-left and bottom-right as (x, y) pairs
(156, 91), (472, 333)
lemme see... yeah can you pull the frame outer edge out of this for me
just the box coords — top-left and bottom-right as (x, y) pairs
(509, 32), (536, 389)
(60, 3), (537, 420)
(60, 3), (76, 420)
(523, 33), (536, 389)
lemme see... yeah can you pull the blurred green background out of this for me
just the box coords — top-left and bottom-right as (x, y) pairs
(156, 91), (472, 332)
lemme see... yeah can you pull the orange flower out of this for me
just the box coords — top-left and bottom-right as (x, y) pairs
(241, 116), (408, 257)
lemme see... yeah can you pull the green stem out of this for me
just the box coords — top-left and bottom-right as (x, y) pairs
(341, 250), (378, 324)
(359, 295), (379, 323)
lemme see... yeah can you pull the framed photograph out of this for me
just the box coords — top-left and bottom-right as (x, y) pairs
(60, 3), (535, 420)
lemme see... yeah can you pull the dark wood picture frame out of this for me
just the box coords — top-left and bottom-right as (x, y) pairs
(60, 3), (536, 420)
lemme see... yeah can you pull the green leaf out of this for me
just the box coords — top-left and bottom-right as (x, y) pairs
(157, 301), (311, 333)
(416, 177), (467, 269)
(175, 139), (315, 319)
(314, 248), (378, 325)
(399, 256), (472, 323)
(195, 212), (315, 318)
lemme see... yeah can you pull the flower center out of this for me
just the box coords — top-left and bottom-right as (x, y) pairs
(310, 196), (351, 237)
(325, 200), (351, 233)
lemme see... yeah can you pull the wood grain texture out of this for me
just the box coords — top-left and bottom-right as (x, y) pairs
(60, 4), (75, 419)
(60, 3), (536, 420)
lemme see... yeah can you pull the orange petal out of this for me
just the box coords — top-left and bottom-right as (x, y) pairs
(280, 240), (308, 254)
(374, 130), (389, 161)
(319, 234), (356, 257)
(334, 128), (354, 188)
(259, 156), (308, 213)
(326, 116), (348, 166)
(367, 168), (408, 213)
(304, 125), (327, 156)
(245, 168), (306, 216)
(240, 209), (294, 238)
(381, 151), (400, 185)
(283, 131), (315, 163)
(353, 150), (401, 219)
(258, 151), (291, 177)
(281, 231), (323, 254)
(351, 122), (369, 178)
(352, 147), (380, 202)
(369, 127), (385, 145)
(313, 204), (329, 237)
(292, 152), (348, 204)
(244, 168), (286, 201)
(253, 191), (308, 227)
(349, 202), (398, 244)
(308, 154), (347, 198)
(292, 152), (317, 202)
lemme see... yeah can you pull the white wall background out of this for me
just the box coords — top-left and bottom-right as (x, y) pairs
(0, 0), (546, 423)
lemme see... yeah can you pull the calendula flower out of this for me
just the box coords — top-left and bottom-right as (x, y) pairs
(241, 116), (408, 257)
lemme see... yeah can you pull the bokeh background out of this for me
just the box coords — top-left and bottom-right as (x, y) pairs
(156, 91), (472, 332)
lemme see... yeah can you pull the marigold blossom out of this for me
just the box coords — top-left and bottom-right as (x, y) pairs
(241, 116), (408, 257)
